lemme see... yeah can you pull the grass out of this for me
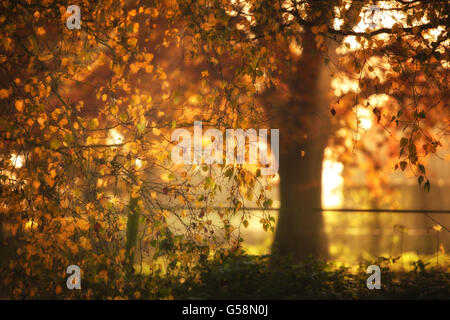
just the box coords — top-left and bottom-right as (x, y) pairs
(173, 252), (450, 299)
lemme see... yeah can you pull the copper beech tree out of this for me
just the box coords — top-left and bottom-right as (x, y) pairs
(0, 0), (448, 298)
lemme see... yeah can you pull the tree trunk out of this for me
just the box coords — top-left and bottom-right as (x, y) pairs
(125, 197), (140, 275)
(264, 30), (332, 260)
(273, 134), (329, 260)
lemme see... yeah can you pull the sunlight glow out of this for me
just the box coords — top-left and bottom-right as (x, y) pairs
(289, 39), (303, 56)
(108, 129), (124, 145)
(25, 219), (37, 230)
(10, 153), (25, 168)
(336, 2), (407, 54)
(331, 76), (359, 96)
(322, 149), (344, 208)
(355, 106), (372, 131)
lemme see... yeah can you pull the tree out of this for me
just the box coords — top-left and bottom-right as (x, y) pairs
(176, 0), (448, 260)
(0, 0), (448, 298)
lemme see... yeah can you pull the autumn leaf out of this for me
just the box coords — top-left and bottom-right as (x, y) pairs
(15, 100), (24, 112)
(137, 122), (146, 135)
(399, 161), (407, 171)
(55, 285), (62, 295)
(50, 138), (61, 150)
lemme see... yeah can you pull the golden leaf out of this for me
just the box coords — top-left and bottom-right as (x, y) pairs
(15, 100), (24, 112)
(55, 285), (62, 295)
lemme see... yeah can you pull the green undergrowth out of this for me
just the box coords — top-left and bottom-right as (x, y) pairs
(173, 252), (450, 299)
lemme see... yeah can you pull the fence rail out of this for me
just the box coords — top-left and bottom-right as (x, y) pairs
(229, 208), (450, 214)
(175, 207), (450, 232)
